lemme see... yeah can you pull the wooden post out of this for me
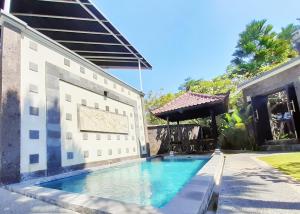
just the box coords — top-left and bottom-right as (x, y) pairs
(177, 120), (180, 142)
(210, 110), (218, 149)
(167, 117), (171, 152)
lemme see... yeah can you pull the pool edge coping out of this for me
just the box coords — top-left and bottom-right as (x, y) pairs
(160, 151), (225, 214)
(4, 153), (224, 214)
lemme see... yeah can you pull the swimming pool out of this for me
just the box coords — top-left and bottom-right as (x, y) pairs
(40, 157), (209, 208)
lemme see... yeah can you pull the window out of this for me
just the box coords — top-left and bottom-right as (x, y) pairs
(105, 106), (109, 112)
(93, 72), (98, 80)
(84, 151), (89, 158)
(126, 148), (129, 153)
(96, 134), (101, 140)
(29, 62), (38, 72)
(97, 150), (102, 156)
(104, 78), (108, 84)
(123, 111), (126, 116)
(67, 152), (73, 160)
(80, 66), (85, 74)
(66, 132), (72, 140)
(107, 134), (111, 140)
(29, 41), (38, 51)
(64, 58), (70, 67)
(81, 99), (87, 106)
(108, 149), (112, 155)
(125, 135), (128, 141)
(29, 84), (38, 93)
(65, 94), (71, 102)
(113, 83), (117, 89)
(117, 135), (120, 140)
(131, 124), (134, 130)
(29, 130), (39, 139)
(29, 154), (39, 164)
(83, 133), (88, 140)
(118, 148), (121, 154)
(115, 108), (118, 114)
(66, 113), (72, 121)
(29, 106), (39, 116)
(94, 103), (99, 109)
(104, 91), (108, 100)
(47, 130), (60, 139)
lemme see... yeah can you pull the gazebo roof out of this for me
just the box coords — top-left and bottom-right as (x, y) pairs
(152, 91), (229, 122)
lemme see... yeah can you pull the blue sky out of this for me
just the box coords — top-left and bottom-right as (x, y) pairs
(94, 0), (300, 94)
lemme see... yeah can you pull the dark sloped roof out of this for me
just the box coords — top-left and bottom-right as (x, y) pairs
(8, 0), (151, 69)
(152, 92), (227, 116)
(238, 57), (300, 91)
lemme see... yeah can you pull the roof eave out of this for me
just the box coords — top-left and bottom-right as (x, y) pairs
(238, 57), (300, 92)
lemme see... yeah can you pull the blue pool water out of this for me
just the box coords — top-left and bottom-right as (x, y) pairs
(40, 158), (208, 208)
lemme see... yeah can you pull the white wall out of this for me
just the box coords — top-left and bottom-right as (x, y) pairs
(19, 32), (147, 173)
(60, 81), (139, 167)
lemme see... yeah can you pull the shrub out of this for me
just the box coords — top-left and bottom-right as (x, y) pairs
(219, 126), (251, 150)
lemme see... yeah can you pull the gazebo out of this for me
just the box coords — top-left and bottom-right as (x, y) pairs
(151, 91), (229, 152)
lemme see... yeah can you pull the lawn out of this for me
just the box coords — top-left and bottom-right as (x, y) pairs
(259, 152), (300, 181)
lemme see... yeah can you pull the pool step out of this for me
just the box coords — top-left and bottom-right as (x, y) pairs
(260, 143), (300, 151)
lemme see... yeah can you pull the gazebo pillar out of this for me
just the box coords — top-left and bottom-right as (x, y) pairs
(177, 120), (181, 143)
(167, 117), (171, 151)
(210, 110), (218, 148)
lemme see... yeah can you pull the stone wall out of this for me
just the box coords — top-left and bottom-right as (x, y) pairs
(147, 124), (211, 155)
(243, 64), (300, 109)
(0, 23), (22, 183)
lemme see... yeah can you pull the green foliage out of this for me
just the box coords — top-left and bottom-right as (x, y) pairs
(144, 90), (177, 125)
(218, 108), (255, 150)
(179, 75), (243, 109)
(229, 20), (298, 79)
(278, 24), (300, 41)
(145, 19), (299, 151)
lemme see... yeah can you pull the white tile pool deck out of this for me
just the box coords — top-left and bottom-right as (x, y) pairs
(4, 153), (224, 214)
(0, 187), (77, 213)
(217, 153), (300, 214)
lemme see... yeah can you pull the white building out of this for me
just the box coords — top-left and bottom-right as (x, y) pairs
(0, 0), (151, 183)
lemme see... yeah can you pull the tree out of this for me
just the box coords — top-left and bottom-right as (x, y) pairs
(229, 20), (298, 79)
(278, 24), (299, 41)
(178, 77), (201, 91)
(144, 90), (177, 125)
(179, 75), (242, 109)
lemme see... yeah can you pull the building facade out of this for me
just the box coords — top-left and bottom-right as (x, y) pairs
(238, 57), (300, 146)
(0, 12), (149, 183)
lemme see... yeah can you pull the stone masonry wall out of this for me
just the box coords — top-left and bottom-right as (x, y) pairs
(0, 23), (22, 183)
(147, 124), (211, 156)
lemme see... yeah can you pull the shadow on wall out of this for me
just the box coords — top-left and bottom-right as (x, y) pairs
(0, 90), (21, 184)
(147, 124), (211, 156)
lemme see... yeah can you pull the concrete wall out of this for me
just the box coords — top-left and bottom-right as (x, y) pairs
(0, 13), (148, 181)
(147, 124), (210, 156)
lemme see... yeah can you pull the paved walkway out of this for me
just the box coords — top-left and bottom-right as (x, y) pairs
(0, 187), (77, 214)
(217, 153), (300, 214)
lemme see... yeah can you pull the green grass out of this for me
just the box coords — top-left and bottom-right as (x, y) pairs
(259, 152), (300, 181)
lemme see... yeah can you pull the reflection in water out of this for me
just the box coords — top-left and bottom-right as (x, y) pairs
(41, 159), (208, 207)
